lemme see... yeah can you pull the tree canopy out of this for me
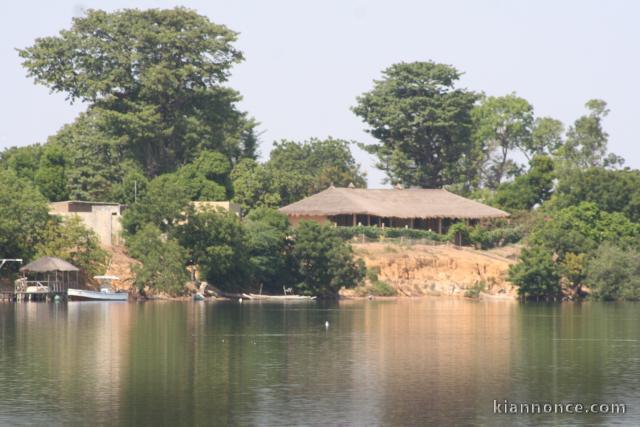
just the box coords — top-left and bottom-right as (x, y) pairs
(19, 7), (257, 185)
(353, 61), (478, 188)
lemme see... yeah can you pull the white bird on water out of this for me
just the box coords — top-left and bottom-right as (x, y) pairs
(325, 321), (330, 329)
(239, 298), (243, 303)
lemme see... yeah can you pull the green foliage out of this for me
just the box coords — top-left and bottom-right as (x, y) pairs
(244, 208), (296, 293)
(557, 99), (622, 170)
(494, 155), (555, 211)
(353, 61), (478, 188)
(127, 224), (189, 294)
(447, 223), (472, 245)
(530, 202), (640, 259)
(19, 7), (257, 194)
(292, 221), (365, 298)
(1, 144), (43, 182)
(509, 202), (640, 299)
(551, 167), (640, 222)
(0, 169), (50, 261)
(370, 280), (397, 296)
(175, 208), (249, 291)
(508, 246), (561, 300)
(231, 138), (366, 212)
(269, 138), (367, 193)
(34, 144), (69, 201)
(35, 216), (109, 278)
(469, 226), (524, 250)
(464, 281), (486, 298)
(333, 226), (445, 242)
(122, 174), (191, 234)
(586, 244), (640, 301)
(472, 93), (534, 188)
(530, 117), (564, 157)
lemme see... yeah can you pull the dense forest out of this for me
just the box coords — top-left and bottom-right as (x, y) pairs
(2, 7), (639, 300)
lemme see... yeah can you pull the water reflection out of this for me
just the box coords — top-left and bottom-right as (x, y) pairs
(0, 300), (638, 425)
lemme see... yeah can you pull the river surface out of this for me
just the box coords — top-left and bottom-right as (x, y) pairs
(0, 299), (639, 426)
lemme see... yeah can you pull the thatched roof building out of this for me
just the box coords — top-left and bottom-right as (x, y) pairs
(19, 257), (80, 293)
(279, 186), (509, 232)
(20, 257), (80, 273)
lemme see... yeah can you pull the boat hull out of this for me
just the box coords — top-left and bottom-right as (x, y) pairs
(67, 288), (128, 301)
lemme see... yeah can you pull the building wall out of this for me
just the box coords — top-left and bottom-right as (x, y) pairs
(49, 202), (124, 247)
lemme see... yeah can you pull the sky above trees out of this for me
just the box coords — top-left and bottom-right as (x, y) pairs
(2, 0), (639, 187)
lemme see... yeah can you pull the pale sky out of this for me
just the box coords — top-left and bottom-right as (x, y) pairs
(2, 0), (639, 187)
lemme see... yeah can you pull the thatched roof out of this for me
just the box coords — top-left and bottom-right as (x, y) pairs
(20, 257), (80, 273)
(279, 187), (509, 220)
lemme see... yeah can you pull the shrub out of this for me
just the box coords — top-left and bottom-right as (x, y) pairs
(292, 221), (365, 298)
(586, 243), (640, 301)
(127, 224), (189, 295)
(370, 280), (397, 296)
(508, 245), (562, 300)
(447, 223), (472, 245)
(464, 281), (486, 298)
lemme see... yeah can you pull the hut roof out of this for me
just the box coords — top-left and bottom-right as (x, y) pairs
(20, 257), (80, 273)
(279, 187), (510, 220)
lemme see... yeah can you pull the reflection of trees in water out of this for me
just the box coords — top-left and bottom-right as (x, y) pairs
(513, 303), (640, 423)
(0, 303), (132, 425)
(345, 299), (517, 425)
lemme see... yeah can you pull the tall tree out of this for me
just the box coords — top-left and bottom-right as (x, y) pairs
(530, 117), (564, 157)
(0, 169), (50, 261)
(353, 62), (478, 188)
(19, 7), (257, 180)
(558, 99), (622, 169)
(471, 93), (534, 188)
(231, 138), (366, 212)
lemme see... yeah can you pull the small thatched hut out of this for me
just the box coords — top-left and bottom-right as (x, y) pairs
(19, 257), (80, 293)
(279, 186), (509, 233)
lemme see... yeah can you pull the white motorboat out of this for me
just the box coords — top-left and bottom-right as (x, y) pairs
(67, 275), (128, 301)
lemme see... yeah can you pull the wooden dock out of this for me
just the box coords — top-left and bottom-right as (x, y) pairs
(0, 290), (67, 302)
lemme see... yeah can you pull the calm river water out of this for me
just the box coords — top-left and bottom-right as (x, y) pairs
(0, 299), (639, 426)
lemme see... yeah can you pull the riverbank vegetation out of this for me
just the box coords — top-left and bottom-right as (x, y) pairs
(2, 7), (639, 300)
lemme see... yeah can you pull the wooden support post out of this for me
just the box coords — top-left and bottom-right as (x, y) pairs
(367, 215), (371, 226)
(352, 213), (356, 226)
(438, 218), (442, 234)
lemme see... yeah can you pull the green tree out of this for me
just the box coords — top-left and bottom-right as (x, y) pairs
(494, 155), (555, 211)
(127, 223), (189, 295)
(1, 144), (43, 183)
(122, 174), (191, 234)
(34, 144), (69, 201)
(269, 138), (367, 193)
(20, 7), (257, 181)
(353, 61), (478, 188)
(551, 167), (640, 223)
(0, 169), (50, 261)
(244, 208), (296, 293)
(35, 215), (109, 278)
(472, 93), (534, 188)
(508, 246), (561, 300)
(586, 243), (640, 301)
(292, 221), (365, 298)
(231, 138), (365, 212)
(231, 159), (286, 211)
(175, 208), (249, 291)
(558, 99), (623, 169)
(530, 117), (564, 157)
(530, 202), (640, 259)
